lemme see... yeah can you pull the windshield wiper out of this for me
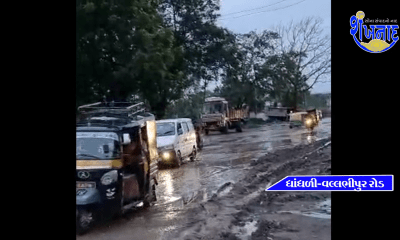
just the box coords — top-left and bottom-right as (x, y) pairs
(76, 153), (101, 159)
(158, 130), (174, 136)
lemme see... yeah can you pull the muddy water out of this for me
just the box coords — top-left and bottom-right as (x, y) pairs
(77, 118), (331, 240)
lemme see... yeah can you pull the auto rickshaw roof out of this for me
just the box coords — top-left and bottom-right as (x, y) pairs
(156, 118), (192, 124)
(77, 101), (155, 129)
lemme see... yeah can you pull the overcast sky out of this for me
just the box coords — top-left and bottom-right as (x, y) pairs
(211, 0), (331, 94)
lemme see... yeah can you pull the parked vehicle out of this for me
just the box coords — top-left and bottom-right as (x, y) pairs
(201, 97), (249, 134)
(265, 107), (294, 121)
(156, 118), (197, 167)
(76, 102), (159, 234)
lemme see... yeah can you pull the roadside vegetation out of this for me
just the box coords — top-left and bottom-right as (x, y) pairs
(77, 0), (330, 119)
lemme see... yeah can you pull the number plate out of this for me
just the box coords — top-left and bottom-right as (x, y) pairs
(76, 182), (96, 189)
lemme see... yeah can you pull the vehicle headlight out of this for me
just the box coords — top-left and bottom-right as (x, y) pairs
(305, 118), (313, 127)
(162, 151), (171, 159)
(101, 170), (118, 185)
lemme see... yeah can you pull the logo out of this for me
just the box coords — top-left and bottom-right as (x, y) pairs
(350, 11), (398, 53)
(78, 171), (90, 179)
(106, 188), (116, 199)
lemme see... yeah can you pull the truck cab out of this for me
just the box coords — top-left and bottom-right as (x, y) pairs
(201, 97), (249, 134)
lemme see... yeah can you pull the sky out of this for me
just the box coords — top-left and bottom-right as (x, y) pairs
(211, 0), (331, 94)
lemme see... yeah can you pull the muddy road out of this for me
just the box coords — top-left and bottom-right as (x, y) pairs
(77, 118), (331, 240)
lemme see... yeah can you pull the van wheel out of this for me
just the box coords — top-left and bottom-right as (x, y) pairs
(190, 147), (196, 162)
(175, 151), (182, 167)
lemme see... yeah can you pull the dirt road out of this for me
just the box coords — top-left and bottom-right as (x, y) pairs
(77, 118), (331, 240)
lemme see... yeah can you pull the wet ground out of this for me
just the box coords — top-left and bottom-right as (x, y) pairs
(77, 118), (331, 240)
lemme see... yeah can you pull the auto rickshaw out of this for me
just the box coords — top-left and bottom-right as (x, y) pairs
(289, 108), (321, 131)
(289, 111), (308, 128)
(76, 102), (159, 234)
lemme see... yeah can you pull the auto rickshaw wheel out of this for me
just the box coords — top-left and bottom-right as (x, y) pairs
(144, 179), (157, 207)
(76, 208), (94, 235)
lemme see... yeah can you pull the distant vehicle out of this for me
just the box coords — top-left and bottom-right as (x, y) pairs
(289, 108), (322, 130)
(201, 97), (249, 134)
(76, 102), (159, 234)
(265, 107), (294, 121)
(156, 118), (197, 167)
(289, 111), (308, 128)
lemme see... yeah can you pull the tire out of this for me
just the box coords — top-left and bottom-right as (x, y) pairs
(221, 125), (228, 134)
(235, 122), (242, 132)
(143, 179), (157, 207)
(190, 147), (196, 162)
(76, 208), (94, 235)
(175, 151), (182, 167)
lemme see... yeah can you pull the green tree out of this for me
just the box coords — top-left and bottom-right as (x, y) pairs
(76, 0), (187, 118)
(158, 0), (232, 104)
(257, 51), (309, 109)
(216, 30), (279, 111)
(255, 17), (331, 110)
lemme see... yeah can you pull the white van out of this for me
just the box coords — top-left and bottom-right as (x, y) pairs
(156, 118), (197, 167)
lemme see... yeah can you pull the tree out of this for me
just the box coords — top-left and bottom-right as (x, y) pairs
(158, 0), (232, 104)
(217, 30), (279, 111)
(257, 17), (331, 109)
(76, 0), (186, 118)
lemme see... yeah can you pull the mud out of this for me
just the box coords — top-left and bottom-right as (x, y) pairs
(167, 137), (331, 240)
(77, 118), (331, 240)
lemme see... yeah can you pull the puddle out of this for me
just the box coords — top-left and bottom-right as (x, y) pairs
(163, 196), (182, 204)
(231, 220), (258, 240)
(215, 182), (234, 196)
(277, 198), (331, 219)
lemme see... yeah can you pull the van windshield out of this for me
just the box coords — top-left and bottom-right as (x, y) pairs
(76, 132), (120, 160)
(157, 122), (176, 137)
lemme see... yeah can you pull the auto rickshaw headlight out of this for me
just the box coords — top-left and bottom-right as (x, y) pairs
(305, 118), (313, 127)
(101, 170), (118, 185)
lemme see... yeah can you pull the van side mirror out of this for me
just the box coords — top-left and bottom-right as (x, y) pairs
(122, 133), (131, 145)
(178, 128), (183, 135)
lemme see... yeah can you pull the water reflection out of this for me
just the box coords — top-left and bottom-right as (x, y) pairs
(161, 170), (174, 197)
(306, 134), (316, 144)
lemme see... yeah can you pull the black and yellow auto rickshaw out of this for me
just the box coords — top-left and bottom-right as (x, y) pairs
(76, 102), (159, 234)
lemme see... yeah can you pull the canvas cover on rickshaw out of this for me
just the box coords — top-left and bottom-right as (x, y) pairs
(289, 112), (308, 122)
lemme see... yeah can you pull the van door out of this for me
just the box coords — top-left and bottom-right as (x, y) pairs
(181, 121), (190, 156)
(176, 122), (185, 156)
(186, 120), (197, 151)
